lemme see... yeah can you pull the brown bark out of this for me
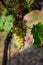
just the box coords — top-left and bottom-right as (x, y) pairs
(19, 0), (24, 20)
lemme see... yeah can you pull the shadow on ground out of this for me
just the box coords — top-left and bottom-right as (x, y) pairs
(7, 45), (43, 65)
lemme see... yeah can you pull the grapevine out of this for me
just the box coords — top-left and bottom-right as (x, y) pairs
(0, 0), (43, 65)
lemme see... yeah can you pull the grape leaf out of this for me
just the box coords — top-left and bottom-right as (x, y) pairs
(0, 14), (15, 32)
(0, 14), (5, 31)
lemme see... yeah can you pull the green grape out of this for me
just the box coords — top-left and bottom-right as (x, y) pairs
(13, 33), (24, 50)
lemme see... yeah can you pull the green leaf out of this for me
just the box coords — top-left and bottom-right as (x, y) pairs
(4, 20), (13, 32)
(5, 15), (15, 22)
(0, 14), (15, 32)
(31, 22), (43, 46)
(0, 14), (5, 31)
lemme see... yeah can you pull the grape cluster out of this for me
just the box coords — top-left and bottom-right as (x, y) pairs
(13, 34), (24, 50)
(12, 20), (27, 50)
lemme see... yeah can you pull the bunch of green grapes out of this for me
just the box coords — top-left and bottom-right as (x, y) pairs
(12, 20), (27, 50)
(13, 34), (24, 50)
